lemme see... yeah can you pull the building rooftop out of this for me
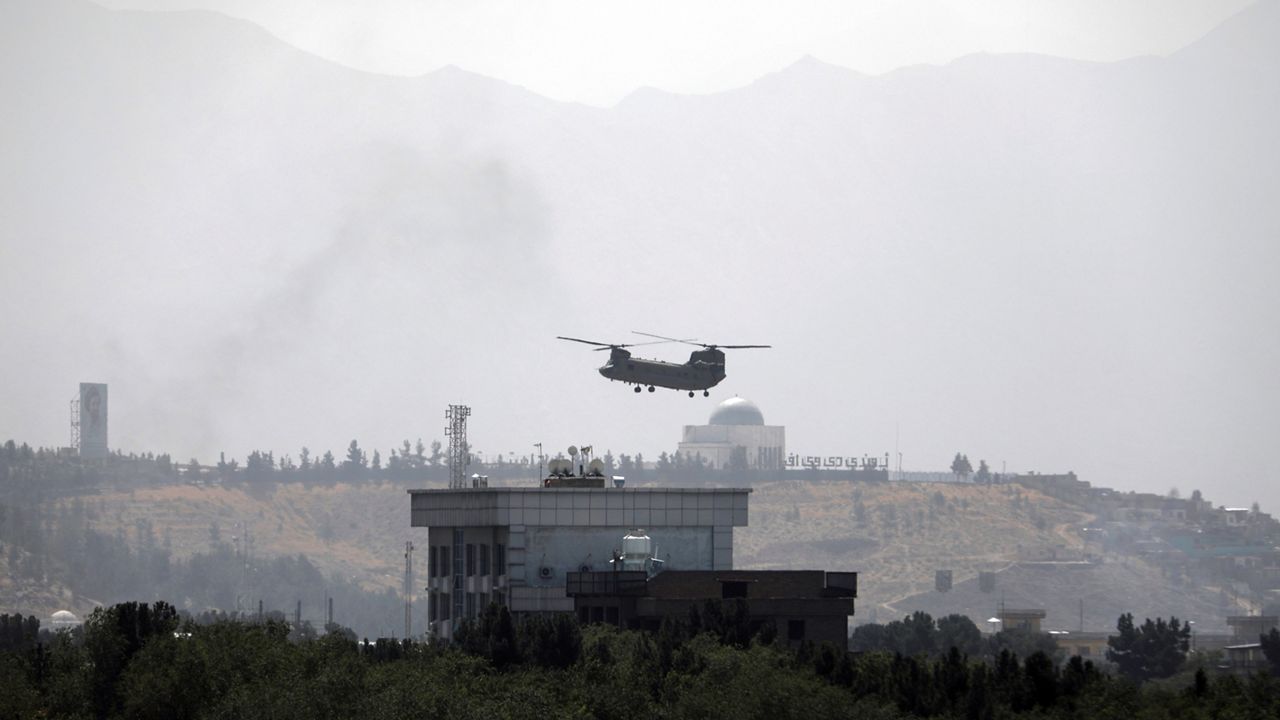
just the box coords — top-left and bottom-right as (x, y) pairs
(409, 486), (751, 529)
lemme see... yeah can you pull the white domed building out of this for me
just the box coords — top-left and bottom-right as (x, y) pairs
(677, 397), (786, 470)
(50, 610), (82, 630)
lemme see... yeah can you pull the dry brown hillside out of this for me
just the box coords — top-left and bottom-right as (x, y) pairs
(89, 479), (1083, 609)
(71, 477), (1229, 633)
(88, 482), (418, 595)
(735, 480), (1091, 618)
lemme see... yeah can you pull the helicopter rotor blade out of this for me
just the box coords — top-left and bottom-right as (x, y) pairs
(713, 344), (772, 349)
(632, 331), (703, 347)
(556, 336), (615, 348)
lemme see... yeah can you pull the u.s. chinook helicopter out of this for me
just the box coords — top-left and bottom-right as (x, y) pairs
(556, 332), (771, 396)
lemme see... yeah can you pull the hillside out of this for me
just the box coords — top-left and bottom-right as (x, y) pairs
(736, 480), (1091, 615)
(14, 474), (1228, 635)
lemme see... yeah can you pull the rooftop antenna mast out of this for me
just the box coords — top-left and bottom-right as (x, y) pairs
(445, 404), (471, 489)
(404, 541), (414, 638)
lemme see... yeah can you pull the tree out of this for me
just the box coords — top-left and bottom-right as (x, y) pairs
(343, 440), (366, 473)
(936, 614), (983, 656)
(728, 445), (749, 472)
(370, 450), (381, 471)
(987, 627), (1059, 662)
(319, 451), (336, 471)
(428, 440), (443, 467)
(1260, 627), (1280, 676)
(975, 459), (991, 483)
(1106, 613), (1191, 682)
(950, 453), (973, 481)
(299, 447), (312, 471)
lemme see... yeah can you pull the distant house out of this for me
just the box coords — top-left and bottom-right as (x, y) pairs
(1224, 643), (1266, 674)
(997, 608), (1047, 634)
(1226, 615), (1278, 642)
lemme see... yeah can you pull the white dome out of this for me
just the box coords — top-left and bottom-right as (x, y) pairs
(709, 397), (765, 426)
(51, 610), (80, 622)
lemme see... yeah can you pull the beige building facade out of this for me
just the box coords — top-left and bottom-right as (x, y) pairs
(677, 397), (785, 470)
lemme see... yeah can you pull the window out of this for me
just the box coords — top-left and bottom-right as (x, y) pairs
(429, 546), (438, 578)
(466, 544), (475, 577)
(480, 544), (490, 576)
(439, 595), (450, 620)
(465, 592), (475, 618)
(496, 544), (506, 575)
(788, 620), (805, 642)
(428, 593), (436, 622)
(439, 547), (450, 577)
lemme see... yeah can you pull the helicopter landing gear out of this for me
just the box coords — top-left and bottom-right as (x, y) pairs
(703, 390), (710, 397)
(647, 386), (656, 393)
(688, 391), (695, 397)
(634, 386), (642, 393)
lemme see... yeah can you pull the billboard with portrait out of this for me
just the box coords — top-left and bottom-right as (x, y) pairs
(79, 382), (108, 459)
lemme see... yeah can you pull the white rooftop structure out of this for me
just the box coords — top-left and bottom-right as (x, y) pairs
(677, 396), (785, 470)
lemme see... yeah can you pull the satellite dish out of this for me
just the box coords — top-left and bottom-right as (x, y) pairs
(588, 459), (604, 475)
(568, 445), (578, 457)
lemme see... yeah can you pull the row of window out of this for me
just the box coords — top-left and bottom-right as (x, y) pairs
(428, 543), (506, 578)
(427, 590), (504, 622)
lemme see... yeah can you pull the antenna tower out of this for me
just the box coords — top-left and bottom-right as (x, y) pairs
(404, 541), (414, 638)
(445, 404), (471, 489)
(69, 395), (80, 452)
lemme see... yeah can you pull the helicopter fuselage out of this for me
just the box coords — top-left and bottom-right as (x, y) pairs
(598, 347), (726, 391)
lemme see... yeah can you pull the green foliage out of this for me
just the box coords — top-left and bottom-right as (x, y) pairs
(0, 613), (40, 653)
(1106, 613), (1191, 683)
(987, 627), (1061, 664)
(1262, 627), (1280, 676)
(4, 602), (1280, 719)
(849, 612), (984, 658)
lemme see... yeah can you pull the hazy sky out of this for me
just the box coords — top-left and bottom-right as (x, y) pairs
(93, 0), (1253, 105)
(3, 0), (1276, 512)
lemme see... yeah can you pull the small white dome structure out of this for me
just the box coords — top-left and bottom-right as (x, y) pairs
(50, 610), (81, 629)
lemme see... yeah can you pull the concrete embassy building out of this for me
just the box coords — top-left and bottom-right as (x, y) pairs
(409, 485), (750, 640)
(676, 397), (785, 470)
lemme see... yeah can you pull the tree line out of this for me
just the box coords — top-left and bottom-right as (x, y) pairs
(3, 600), (1280, 719)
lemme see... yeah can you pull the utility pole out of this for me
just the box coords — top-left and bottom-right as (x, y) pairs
(534, 442), (543, 483)
(404, 541), (414, 638)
